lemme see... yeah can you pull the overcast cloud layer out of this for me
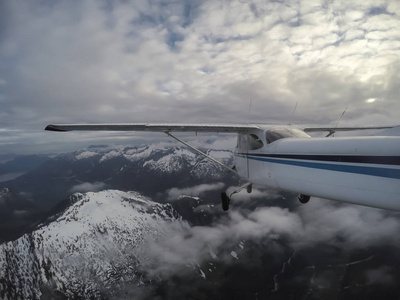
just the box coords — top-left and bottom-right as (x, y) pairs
(1, 0), (400, 154)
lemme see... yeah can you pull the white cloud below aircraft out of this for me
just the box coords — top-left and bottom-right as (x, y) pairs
(46, 123), (400, 211)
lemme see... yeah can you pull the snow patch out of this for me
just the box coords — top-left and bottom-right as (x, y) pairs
(75, 151), (99, 160)
(239, 241), (244, 249)
(208, 245), (218, 259)
(100, 150), (122, 162)
(199, 269), (206, 279)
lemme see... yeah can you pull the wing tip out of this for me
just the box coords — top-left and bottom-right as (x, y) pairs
(45, 125), (68, 132)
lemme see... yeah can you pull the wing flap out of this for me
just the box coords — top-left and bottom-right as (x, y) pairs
(303, 126), (393, 134)
(45, 123), (259, 133)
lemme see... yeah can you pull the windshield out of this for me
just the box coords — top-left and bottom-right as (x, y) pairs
(266, 127), (310, 144)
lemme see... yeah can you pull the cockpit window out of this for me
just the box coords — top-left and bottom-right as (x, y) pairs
(266, 127), (311, 144)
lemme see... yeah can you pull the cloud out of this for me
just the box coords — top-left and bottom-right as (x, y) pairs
(139, 195), (400, 282)
(70, 182), (106, 193)
(294, 199), (400, 248)
(366, 266), (394, 285)
(166, 182), (225, 200)
(1, 0), (400, 154)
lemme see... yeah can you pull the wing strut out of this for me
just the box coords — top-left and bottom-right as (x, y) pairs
(165, 132), (238, 175)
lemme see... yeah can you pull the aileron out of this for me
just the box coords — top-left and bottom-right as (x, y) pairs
(303, 126), (393, 134)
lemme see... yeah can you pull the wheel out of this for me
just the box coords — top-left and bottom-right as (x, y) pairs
(246, 184), (252, 194)
(298, 194), (310, 204)
(221, 192), (230, 211)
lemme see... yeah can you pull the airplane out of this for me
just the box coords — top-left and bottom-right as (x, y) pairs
(45, 123), (400, 211)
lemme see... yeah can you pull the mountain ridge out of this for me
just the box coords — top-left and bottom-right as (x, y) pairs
(0, 144), (237, 210)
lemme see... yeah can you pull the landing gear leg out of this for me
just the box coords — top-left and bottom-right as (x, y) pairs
(298, 194), (310, 204)
(221, 183), (252, 211)
(221, 192), (230, 211)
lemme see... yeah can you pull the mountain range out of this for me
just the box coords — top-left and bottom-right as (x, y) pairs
(0, 144), (237, 209)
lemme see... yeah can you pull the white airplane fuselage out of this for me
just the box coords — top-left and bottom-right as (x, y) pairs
(234, 127), (400, 210)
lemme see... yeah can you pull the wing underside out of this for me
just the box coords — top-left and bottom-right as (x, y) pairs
(45, 123), (260, 133)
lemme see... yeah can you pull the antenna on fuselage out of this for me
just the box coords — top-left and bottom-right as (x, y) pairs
(329, 106), (349, 137)
(247, 98), (253, 124)
(289, 101), (298, 126)
(335, 106), (348, 128)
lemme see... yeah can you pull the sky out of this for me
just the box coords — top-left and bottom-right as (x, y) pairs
(1, 0), (400, 154)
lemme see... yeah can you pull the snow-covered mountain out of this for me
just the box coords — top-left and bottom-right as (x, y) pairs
(0, 190), (187, 299)
(67, 144), (234, 181)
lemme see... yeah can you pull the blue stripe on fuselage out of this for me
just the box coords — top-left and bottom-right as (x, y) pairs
(235, 153), (400, 179)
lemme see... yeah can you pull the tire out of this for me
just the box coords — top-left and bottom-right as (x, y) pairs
(221, 192), (230, 211)
(298, 194), (310, 204)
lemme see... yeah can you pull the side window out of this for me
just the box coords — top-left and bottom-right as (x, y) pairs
(248, 134), (264, 150)
(237, 134), (264, 151)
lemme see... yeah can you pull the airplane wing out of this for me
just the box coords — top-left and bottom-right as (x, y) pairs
(45, 123), (260, 133)
(45, 124), (396, 135)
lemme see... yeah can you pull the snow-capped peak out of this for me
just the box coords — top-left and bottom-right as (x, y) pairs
(0, 190), (187, 299)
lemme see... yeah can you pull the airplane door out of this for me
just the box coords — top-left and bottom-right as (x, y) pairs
(235, 134), (250, 179)
(235, 133), (265, 180)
